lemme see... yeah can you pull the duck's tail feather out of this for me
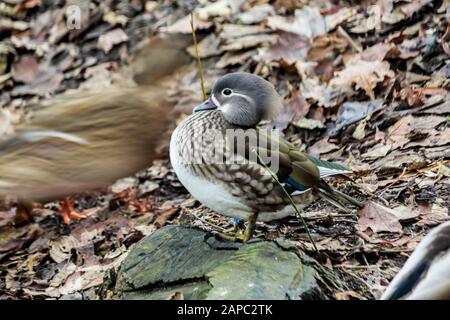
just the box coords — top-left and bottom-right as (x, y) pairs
(316, 181), (364, 212)
(306, 155), (352, 178)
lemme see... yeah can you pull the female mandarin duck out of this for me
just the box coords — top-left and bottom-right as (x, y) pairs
(170, 72), (363, 241)
(0, 32), (192, 224)
(0, 87), (172, 224)
(382, 221), (450, 300)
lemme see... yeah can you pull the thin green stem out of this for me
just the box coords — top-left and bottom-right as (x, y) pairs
(190, 12), (207, 100)
(253, 149), (321, 257)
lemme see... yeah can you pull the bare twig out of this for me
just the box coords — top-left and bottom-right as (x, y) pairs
(337, 26), (362, 53)
(190, 12), (207, 100)
(190, 209), (228, 232)
(375, 167), (407, 199)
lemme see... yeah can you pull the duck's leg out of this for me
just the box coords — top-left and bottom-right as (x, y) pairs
(60, 198), (99, 224)
(224, 218), (244, 233)
(241, 213), (258, 242)
(217, 214), (258, 242)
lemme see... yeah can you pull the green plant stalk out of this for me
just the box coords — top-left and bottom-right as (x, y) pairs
(190, 12), (207, 100)
(253, 149), (321, 257)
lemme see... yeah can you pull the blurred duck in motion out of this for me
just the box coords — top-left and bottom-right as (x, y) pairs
(0, 33), (192, 224)
(382, 221), (450, 300)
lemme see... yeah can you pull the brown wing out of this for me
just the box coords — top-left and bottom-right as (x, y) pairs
(187, 127), (318, 211)
(251, 128), (320, 188)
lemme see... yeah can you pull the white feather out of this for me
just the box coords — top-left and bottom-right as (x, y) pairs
(318, 166), (351, 178)
(211, 94), (220, 107)
(20, 130), (88, 145)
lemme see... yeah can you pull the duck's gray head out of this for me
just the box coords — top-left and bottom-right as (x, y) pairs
(193, 72), (282, 127)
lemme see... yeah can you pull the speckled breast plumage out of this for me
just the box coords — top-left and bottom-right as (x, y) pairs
(170, 110), (315, 220)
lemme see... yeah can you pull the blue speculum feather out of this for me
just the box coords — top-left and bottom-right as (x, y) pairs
(284, 177), (308, 192)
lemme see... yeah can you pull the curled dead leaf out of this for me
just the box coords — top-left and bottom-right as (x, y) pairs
(330, 59), (394, 100)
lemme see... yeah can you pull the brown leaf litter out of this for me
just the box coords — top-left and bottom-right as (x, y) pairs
(0, 0), (449, 300)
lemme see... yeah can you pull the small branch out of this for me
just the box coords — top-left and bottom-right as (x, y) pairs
(253, 149), (321, 257)
(337, 26), (362, 53)
(190, 209), (228, 232)
(190, 12), (207, 100)
(374, 167), (407, 199)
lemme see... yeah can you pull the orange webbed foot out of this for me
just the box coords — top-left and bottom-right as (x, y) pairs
(60, 198), (100, 224)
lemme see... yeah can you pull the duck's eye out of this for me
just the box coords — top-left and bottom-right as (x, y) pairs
(222, 88), (233, 96)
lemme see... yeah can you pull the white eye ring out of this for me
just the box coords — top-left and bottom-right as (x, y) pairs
(221, 88), (233, 96)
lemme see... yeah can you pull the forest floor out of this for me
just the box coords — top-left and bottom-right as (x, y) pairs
(0, 0), (449, 300)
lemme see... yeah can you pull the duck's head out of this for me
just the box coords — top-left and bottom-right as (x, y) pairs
(194, 72), (282, 127)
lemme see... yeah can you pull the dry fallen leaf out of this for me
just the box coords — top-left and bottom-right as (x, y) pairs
(294, 118), (325, 130)
(162, 14), (213, 34)
(361, 143), (392, 160)
(360, 43), (400, 62)
(308, 138), (339, 157)
(11, 54), (64, 96)
(0, 108), (20, 138)
(416, 203), (449, 226)
(220, 24), (270, 39)
(330, 58), (394, 99)
(0, 210), (16, 228)
(49, 262), (77, 288)
(348, 6), (381, 33)
(167, 291), (185, 300)
(352, 119), (367, 140)
(267, 7), (326, 39)
(386, 115), (447, 150)
(270, 85), (310, 131)
(187, 34), (223, 58)
(327, 99), (384, 135)
(357, 201), (403, 233)
(400, 0), (433, 17)
(393, 233), (425, 250)
(283, 85), (310, 120)
(154, 208), (179, 227)
(335, 290), (367, 300)
(11, 54), (38, 83)
(325, 8), (357, 31)
(391, 205), (421, 221)
(197, 0), (240, 20)
(216, 50), (255, 69)
(300, 77), (340, 108)
(1, 0), (448, 301)
(110, 177), (138, 194)
(238, 4), (274, 24)
(0, 224), (43, 255)
(49, 228), (104, 263)
(79, 62), (116, 90)
(261, 32), (310, 65)
(98, 28), (128, 53)
(220, 34), (277, 51)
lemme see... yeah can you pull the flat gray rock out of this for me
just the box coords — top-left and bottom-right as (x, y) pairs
(115, 225), (343, 300)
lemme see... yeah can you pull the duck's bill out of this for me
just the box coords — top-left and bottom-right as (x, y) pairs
(193, 99), (217, 113)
